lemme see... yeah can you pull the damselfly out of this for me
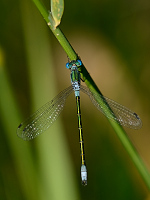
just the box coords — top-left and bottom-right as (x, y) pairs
(17, 59), (142, 185)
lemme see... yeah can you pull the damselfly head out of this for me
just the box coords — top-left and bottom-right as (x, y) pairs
(66, 59), (82, 69)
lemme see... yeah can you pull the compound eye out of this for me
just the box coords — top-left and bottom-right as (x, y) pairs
(66, 62), (70, 69)
(76, 59), (82, 66)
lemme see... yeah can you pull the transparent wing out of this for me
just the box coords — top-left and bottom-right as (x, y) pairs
(80, 85), (142, 129)
(17, 86), (73, 140)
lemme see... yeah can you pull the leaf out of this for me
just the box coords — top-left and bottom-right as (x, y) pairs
(51, 0), (64, 29)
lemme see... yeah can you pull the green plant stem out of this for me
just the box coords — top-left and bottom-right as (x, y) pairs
(32, 0), (77, 60)
(32, 0), (150, 190)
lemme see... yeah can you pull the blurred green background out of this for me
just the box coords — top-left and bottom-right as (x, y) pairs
(0, 0), (150, 199)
